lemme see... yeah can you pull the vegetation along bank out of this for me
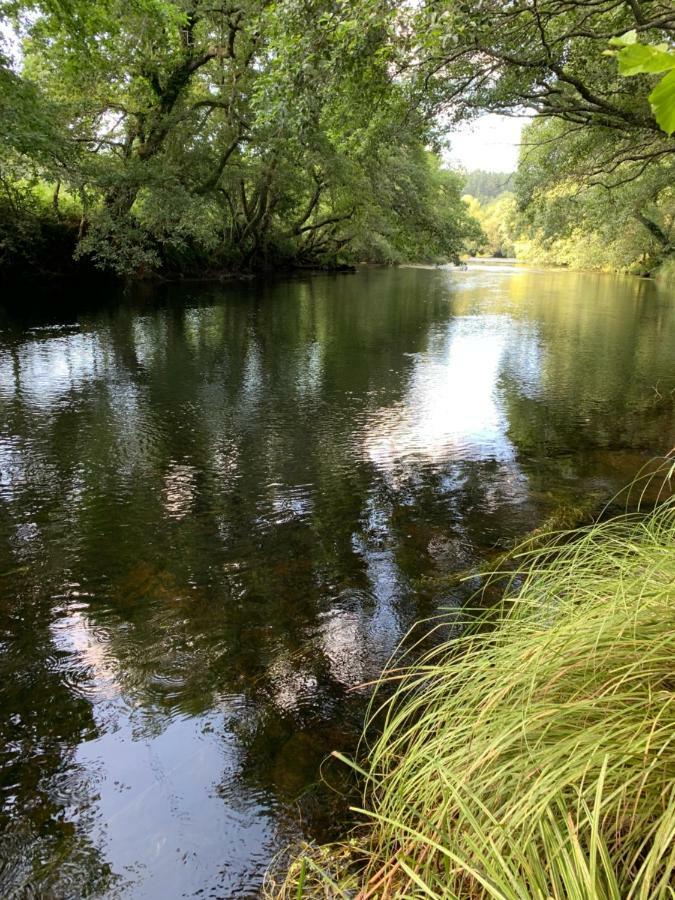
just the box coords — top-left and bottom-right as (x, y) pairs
(1, 1), (674, 280)
(271, 471), (675, 898)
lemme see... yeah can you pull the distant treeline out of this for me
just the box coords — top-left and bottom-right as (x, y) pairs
(462, 170), (514, 204)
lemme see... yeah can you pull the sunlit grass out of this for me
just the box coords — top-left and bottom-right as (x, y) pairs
(271, 477), (675, 898)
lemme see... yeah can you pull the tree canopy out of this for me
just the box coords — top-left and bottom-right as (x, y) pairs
(410, 0), (674, 274)
(462, 170), (514, 204)
(1, 0), (673, 278)
(0, 0), (480, 276)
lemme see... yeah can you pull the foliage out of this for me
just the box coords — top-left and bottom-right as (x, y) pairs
(461, 170), (514, 204)
(413, 0), (673, 163)
(2, 0), (674, 278)
(0, 50), (78, 273)
(350, 150), (483, 265)
(608, 31), (675, 135)
(0, 0), (480, 277)
(514, 116), (674, 273)
(463, 192), (518, 258)
(415, 1), (675, 275)
(277, 485), (675, 898)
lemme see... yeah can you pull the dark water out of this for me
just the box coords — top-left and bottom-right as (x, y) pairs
(0, 264), (673, 897)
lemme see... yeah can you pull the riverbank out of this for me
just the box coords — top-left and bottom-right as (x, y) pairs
(271, 474), (675, 898)
(469, 254), (675, 284)
(0, 223), (360, 286)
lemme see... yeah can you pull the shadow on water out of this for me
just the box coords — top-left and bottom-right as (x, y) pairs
(0, 265), (673, 896)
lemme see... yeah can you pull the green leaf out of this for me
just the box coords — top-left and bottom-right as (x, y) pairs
(649, 68), (675, 135)
(608, 29), (637, 48)
(616, 43), (675, 76)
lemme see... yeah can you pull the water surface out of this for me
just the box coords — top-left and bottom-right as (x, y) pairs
(0, 264), (673, 897)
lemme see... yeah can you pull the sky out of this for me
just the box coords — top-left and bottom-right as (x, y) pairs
(444, 114), (530, 173)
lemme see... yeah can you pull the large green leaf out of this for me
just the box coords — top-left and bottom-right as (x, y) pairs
(616, 43), (675, 76)
(649, 69), (675, 136)
(608, 29), (637, 48)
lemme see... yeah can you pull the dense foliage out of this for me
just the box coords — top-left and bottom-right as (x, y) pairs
(0, 0), (480, 277)
(1, 0), (674, 277)
(462, 192), (519, 258)
(404, 0), (674, 274)
(513, 115), (674, 272)
(461, 170), (514, 203)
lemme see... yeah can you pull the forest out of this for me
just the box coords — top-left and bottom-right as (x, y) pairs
(1, 0), (673, 280)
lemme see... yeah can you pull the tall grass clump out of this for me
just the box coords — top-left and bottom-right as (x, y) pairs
(274, 492), (675, 899)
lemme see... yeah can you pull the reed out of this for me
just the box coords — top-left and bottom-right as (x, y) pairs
(272, 487), (675, 898)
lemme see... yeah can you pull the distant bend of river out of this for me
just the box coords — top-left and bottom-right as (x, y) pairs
(0, 263), (673, 898)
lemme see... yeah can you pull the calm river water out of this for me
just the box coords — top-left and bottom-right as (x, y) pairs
(1, 264), (674, 897)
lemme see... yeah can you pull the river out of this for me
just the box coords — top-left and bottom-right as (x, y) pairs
(0, 263), (673, 897)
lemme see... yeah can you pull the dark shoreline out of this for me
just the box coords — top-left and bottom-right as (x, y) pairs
(0, 260), (359, 289)
(0, 263), (368, 332)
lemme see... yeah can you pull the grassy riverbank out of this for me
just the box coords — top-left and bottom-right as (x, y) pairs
(271, 482), (675, 898)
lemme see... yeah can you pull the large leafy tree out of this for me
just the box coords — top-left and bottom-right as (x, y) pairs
(0, 0), (480, 275)
(414, 1), (673, 137)
(515, 115), (674, 270)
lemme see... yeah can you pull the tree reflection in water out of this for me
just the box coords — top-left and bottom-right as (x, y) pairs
(0, 266), (673, 896)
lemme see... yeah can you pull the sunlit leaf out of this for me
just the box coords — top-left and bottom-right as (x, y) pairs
(608, 29), (637, 48)
(616, 43), (675, 76)
(649, 68), (675, 136)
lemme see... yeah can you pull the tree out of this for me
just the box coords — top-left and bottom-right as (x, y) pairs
(408, 1), (674, 273)
(463, 192), (518, 257)
(410, 1), (674, 193)
(515, 115), (674, 271)
(0, 0), (482, 276)
(462, 170), (514, 203)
